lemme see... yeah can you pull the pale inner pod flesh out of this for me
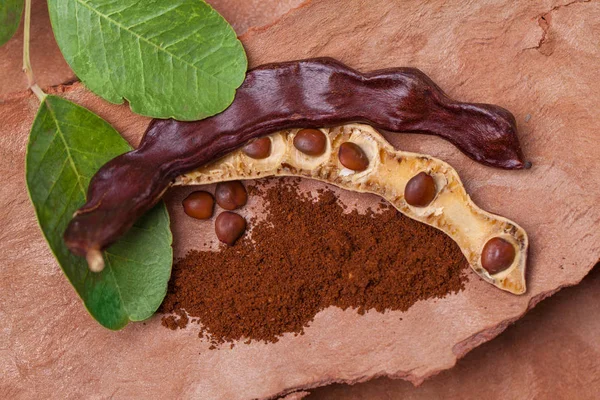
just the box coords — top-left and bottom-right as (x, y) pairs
(176, 124), (528, 294)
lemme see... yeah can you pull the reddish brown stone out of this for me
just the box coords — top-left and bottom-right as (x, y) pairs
(0, 1), (599, 399)
(310, 266), (600, 399)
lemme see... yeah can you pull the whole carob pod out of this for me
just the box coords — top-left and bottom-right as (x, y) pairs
(64, 58), (528, 270)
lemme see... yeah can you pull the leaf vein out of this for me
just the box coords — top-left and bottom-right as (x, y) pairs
(50, 183), (81, 233)
(125, 3), (181, 30)
(104, 256), (129, 315)
(73, 0), (236, 87)
(44, 100), (88, 196)
(39, 158), (69, 207)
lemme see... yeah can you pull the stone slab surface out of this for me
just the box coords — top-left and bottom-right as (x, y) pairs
(309, 265), (600, 400)
(1, 0), (599, 399)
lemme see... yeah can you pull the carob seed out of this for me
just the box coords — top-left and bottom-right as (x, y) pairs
(182, 191), (215, 220)
(242, 137), (272, 159)
(215, 181), (247, 210)
(338, 142), (369, 171)
(481, 237), (516, 274)
(215, 212), (246, 245)
(293, 129), (327, 156)
(404, 172), (437, 207)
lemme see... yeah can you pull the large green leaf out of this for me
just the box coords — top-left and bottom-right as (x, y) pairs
(0, 0), (24, 46)
(26, 95), (173, 330)
(47, 0), (247, 120)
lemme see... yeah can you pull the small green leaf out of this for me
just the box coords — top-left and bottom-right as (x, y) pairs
(0, 0), (24, 46)
(26, 95), (173, 330)
(47, 0), (247, 120)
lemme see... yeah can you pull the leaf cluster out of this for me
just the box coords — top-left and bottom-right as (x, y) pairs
(6, 0), (248, 328)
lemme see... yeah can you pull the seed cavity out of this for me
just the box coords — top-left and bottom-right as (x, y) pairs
(404, 172), (436, 207)
(338, 142), (369, 171)
(293, 129), (327, 156)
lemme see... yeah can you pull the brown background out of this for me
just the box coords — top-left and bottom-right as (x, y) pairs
(1, 1), (599, 399)
(310, 266), (600, 400)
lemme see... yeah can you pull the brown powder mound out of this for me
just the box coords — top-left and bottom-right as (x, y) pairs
(160, 180), (468, 345)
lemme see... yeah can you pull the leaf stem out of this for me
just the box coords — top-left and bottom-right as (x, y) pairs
(22, 0), (45, 102)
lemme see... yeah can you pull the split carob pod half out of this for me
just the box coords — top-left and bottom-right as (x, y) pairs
(63, 58), (528, 273)
(177, 124), (528, 294)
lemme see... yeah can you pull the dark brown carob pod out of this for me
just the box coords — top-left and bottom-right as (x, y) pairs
(64, 58), (527, 268)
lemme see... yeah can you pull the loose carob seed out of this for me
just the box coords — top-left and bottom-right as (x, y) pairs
(242, 137), (272, 159)
(182, 191), (215, 220)
(215, 211), (247, 245)
(215, 181), (248, 210)
(160, 179), (469, 347)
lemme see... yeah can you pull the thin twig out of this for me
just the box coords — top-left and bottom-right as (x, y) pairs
(22, 0), (46, 102)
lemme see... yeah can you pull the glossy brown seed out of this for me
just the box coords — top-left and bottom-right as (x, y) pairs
(215, 181), (247, 210)
(338, 142), (369, 171)
(404, 172), (437, 207)
(481, 237), (516, 274)
(182, 191), (215, 220)
(242, 137), (272, 159)
(293, 129), (327, 156)
(215, 212), (246, 245)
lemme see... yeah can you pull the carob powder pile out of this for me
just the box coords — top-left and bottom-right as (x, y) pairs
(160, 179), (468, 345)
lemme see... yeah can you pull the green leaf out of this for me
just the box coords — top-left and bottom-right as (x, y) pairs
(0, 0), (24, 46)
(26, 95), (173, 330)
(47, 0), (247, 121)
